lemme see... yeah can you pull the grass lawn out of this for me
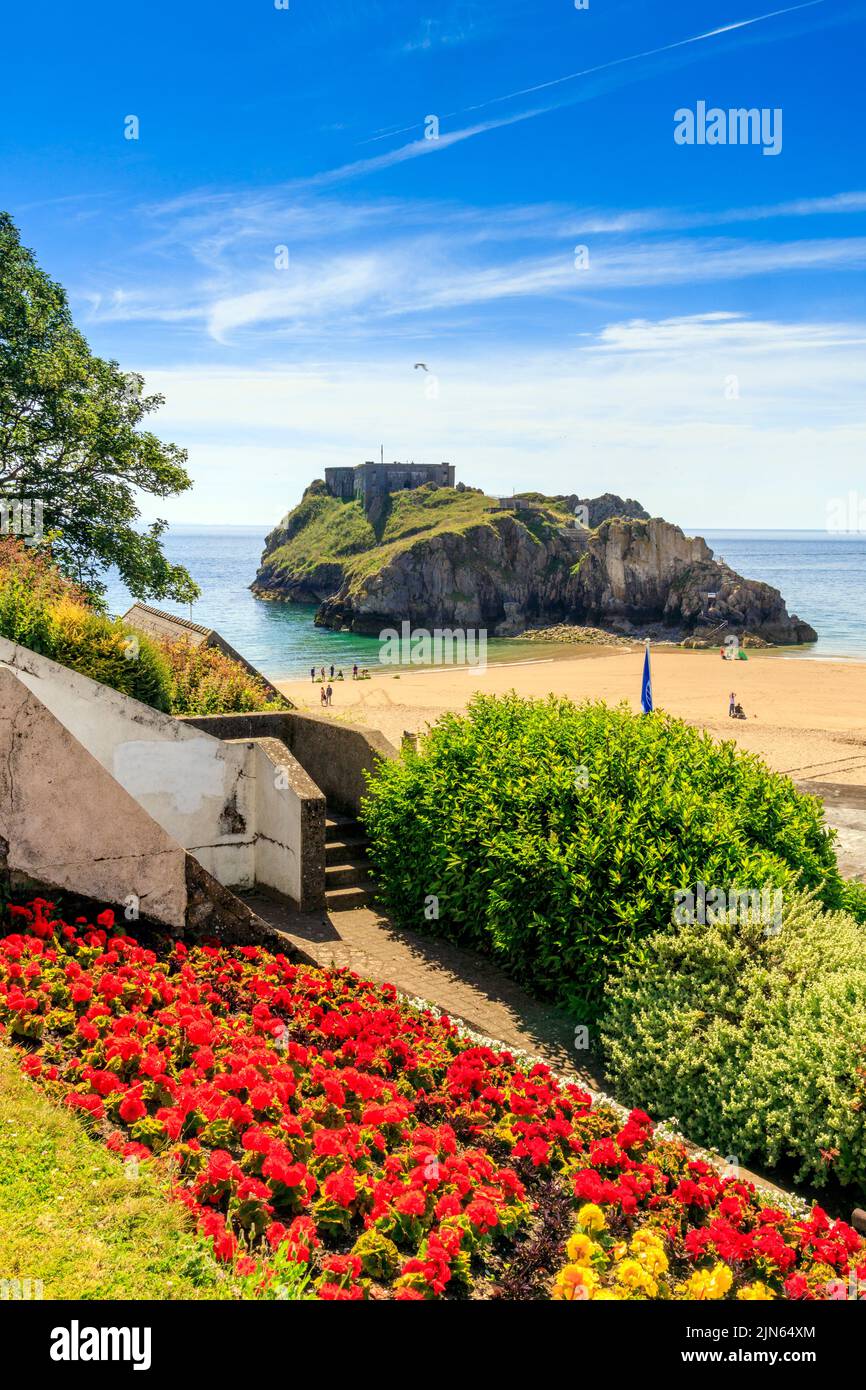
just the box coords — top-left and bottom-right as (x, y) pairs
(0, 1044), (236, 1300)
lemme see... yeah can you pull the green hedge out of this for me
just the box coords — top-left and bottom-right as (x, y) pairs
(601, 893), (866, 1191)
(361, 694), (844, 1012)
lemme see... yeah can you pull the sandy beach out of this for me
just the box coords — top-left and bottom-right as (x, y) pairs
(278, 646), (866, 787)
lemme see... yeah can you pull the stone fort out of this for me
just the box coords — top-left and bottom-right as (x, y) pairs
(325, 460), (455, 514)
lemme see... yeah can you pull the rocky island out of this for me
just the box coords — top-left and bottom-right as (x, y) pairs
(252, 466), (816, 646)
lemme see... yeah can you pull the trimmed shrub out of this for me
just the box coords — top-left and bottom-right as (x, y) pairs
(601, 893), (866, 1191)
(361, 693), (843, 1012)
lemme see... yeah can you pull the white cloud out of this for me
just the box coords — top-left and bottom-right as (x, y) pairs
(139, 311), (866, 528)
(81, 203), (866, 342)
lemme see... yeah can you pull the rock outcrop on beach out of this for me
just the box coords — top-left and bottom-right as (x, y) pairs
(252, 483), (816, 646)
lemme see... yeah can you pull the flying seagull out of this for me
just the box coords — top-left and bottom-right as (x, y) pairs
(414, 362), (429, 371)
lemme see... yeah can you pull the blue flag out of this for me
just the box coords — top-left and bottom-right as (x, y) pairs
(641, 642), (653, 714)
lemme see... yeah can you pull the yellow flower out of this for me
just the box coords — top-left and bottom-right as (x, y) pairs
(681, 1263), (734, 1301)
(610, 1240), (628, 1261)
(552, 1263), (599, 1301)
(631, 1228), (663, 1251)
(592, 1289), (622, 1300)
(576, 1203), (606, 1233)
(630, 1229), (669, 1276)
(737, 1281), (775, 1301)
(565, 1231), (596, 1265)
(616, 1259), (658, 1298)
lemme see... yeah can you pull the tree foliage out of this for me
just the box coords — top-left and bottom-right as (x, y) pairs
(0, 212), (198, 603)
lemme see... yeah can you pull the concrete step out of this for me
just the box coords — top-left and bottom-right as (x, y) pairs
(325, 861), (373, 888)
(325, 815), (368, 845)
(325, 884), (377, 911)
(325, 838), (369, 866)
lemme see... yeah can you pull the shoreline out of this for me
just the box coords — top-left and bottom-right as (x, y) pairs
(267, 636), (866, 684)
(277, 644), (866, 792)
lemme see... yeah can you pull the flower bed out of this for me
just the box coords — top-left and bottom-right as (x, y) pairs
(1, 898), (863, 1301)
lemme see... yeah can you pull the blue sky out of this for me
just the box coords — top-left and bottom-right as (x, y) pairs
(3, 0), (866, 528)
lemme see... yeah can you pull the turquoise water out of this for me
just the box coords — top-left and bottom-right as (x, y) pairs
(700, 531), (866, 662)
(104, 527), (866, 679)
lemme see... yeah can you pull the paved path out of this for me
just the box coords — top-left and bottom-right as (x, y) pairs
(800, 780), (866, 881)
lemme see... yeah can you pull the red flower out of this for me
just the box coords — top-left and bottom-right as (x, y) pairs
(323, 1169), (358, 1208)
(118, 1090), (146, 1124)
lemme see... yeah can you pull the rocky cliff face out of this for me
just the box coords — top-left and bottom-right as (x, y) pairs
(570, 519), (816, 644)
(253, 487), (816, 646)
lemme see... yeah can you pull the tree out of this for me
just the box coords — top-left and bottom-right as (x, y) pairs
(0, 212), (199, 603)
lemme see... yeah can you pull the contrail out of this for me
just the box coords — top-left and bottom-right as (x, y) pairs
(360, 0), (825, 145)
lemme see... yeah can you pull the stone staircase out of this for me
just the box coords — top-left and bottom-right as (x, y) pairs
(324, 810), (376, 911)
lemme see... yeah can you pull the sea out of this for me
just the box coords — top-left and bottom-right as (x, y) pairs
(103, 528), (866, 681)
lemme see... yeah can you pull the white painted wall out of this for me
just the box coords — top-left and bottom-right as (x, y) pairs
(250, 740), (302, 904)
(0, 638), (315, 899)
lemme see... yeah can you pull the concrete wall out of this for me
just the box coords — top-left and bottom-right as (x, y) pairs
(324, 467), (356, 501)
(229, 736), (325, 911)
(181, 711), (398, 818)
(0, 635), (256, 888)
(0, 668), (189, 928)
(0, 638), (321, 909)
(284, 713), (397, 817)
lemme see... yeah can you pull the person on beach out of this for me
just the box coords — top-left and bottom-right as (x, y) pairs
(353, 664), (358, 680)
(330, 664), (335, 679)
(320, 686), (327, 706)
(326, 684), (333, 706)
(310, 667), (316, 682)
(337, 669), (344, 680)
(320, 666), (326, 682)
(729, 691), (736, 717)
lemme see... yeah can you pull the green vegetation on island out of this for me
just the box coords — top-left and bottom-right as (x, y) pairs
(256, 482), (574, 599)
